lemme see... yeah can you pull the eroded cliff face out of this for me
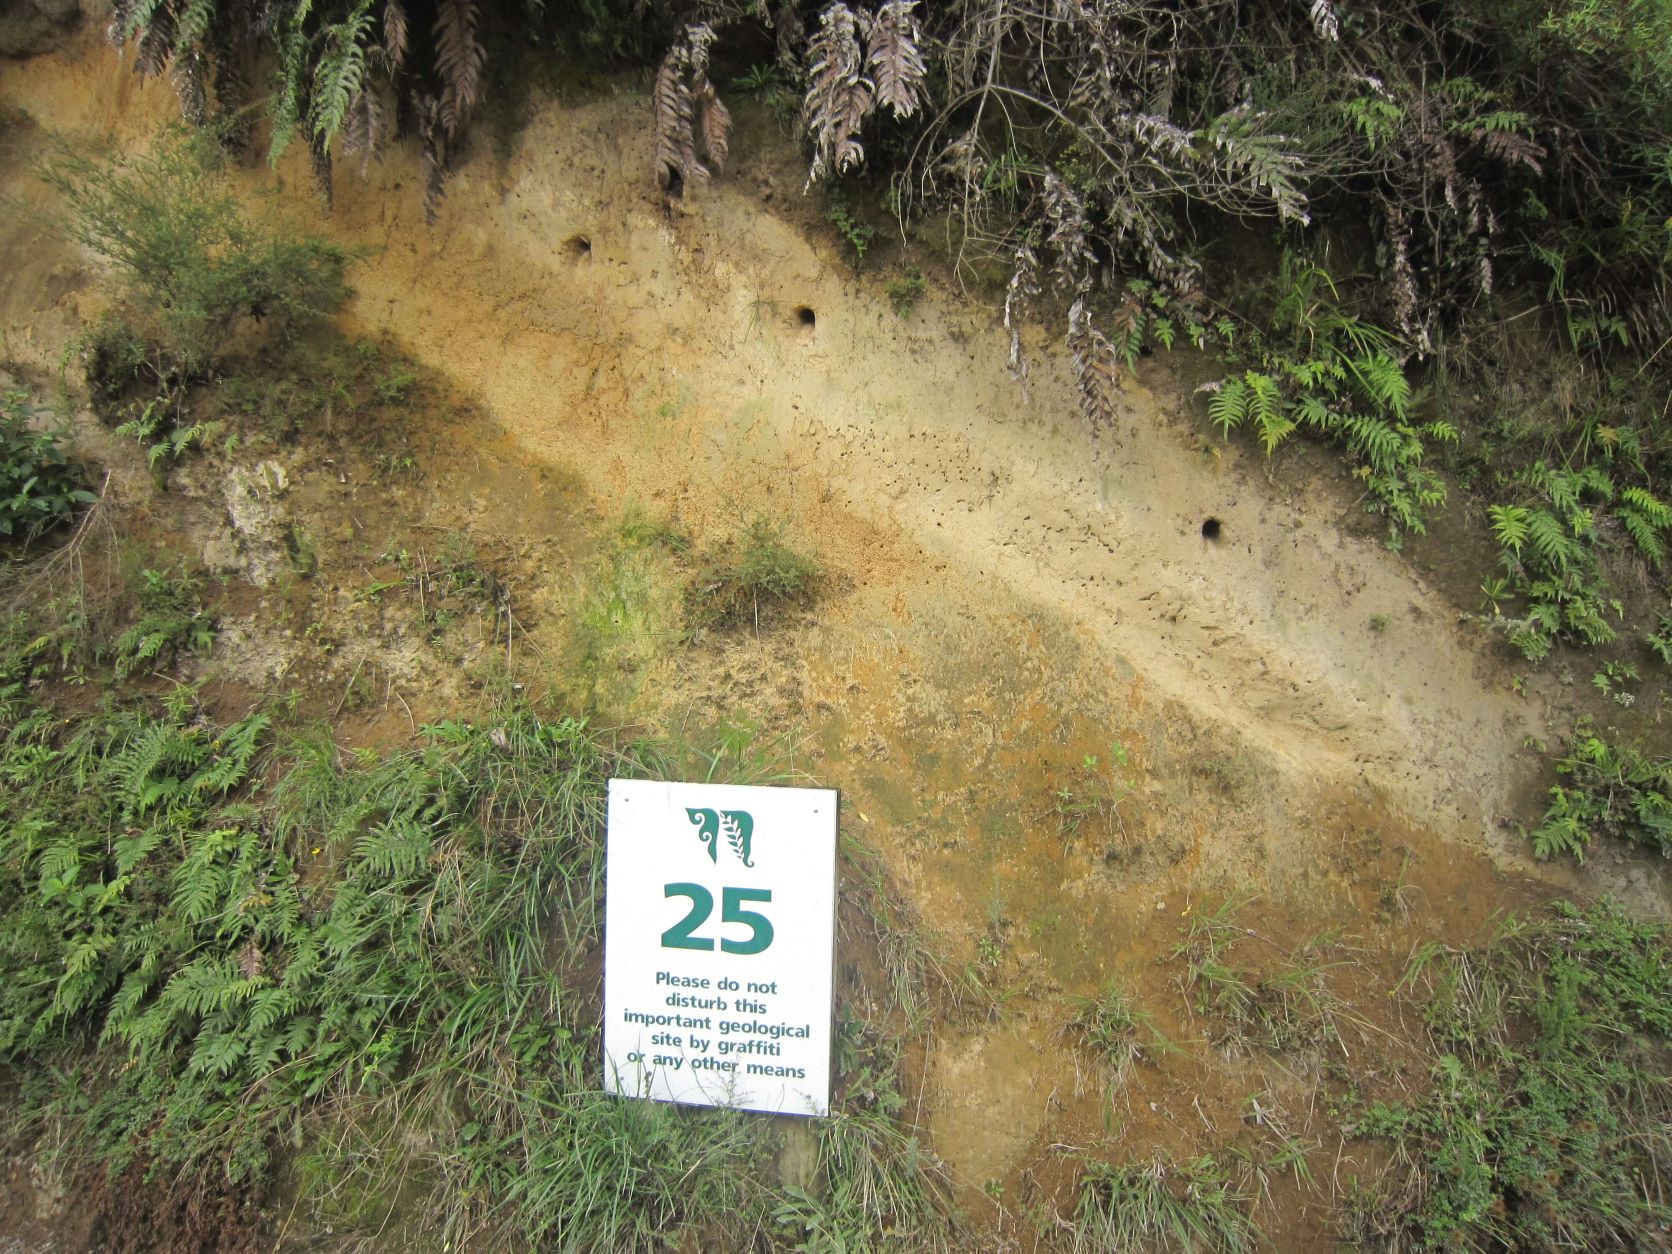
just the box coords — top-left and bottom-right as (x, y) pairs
(1, 30), (1655, 1235)
(6, 29), (1555, 829)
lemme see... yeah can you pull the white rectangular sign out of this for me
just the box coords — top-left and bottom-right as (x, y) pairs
(602, 779), (838, 1116)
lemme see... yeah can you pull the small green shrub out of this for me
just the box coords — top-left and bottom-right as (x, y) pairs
(0, 391), (93, 548)
(616, 505), (691, 555)
(686, 516), (816, 630)
(111, 564), (217, 678)
(887, 265), (927, 317)
(1348, 901), (1672, 1249)
(38, 125), (353, 377)
(1525, 720), (1672, 860)
(824, 191), (877, 268)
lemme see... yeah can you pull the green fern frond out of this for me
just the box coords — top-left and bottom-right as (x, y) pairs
(116, 0), (168, 43)
(1346, 352), (1410, 420)
(190, 1029), (248, 1076)
(173, 827), (240, 923)
(1333, 412), (1406, 474)
(1542, 466), (1581, 517)
(1525, 508), (1583, 574)
(164, 956), (260, 1016)
(309, 2), (377, 144)
(38, 837), (82, 889)
(1620, 507), (1667, 565)
(104, 964), (163, 1036)
(114, 827), (167, 874)
(268, 11), (313, 165)
(193, 714), (269, 795)
(1207, 378), (1250, 438)
(1622, 486), (1672, 526)
(353, 820), (431, 878)
(1577, 464), (1615, 500)
(173, 0), (217, 50)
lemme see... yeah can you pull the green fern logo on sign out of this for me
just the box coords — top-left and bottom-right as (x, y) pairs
(687, 808), (755, 867)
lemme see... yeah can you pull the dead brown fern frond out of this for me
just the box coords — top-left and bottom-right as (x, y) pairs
(1041, 173), (1095, 293)
(418, 93), (446, 225)
(696, 79), (732, 173)
(1068, 298), (1120, 436)
(654, 44), (701, 192)
(383, 0), (409, 67)
(803, 3), (873, 187)
(434, 0), (485, 138)
(866, 0), (926, 119)
(1306, 0), (1340, 41)
(133, 4), (175, 79)
(655, 24), (732, 194)
(1474, 127), (1546, 175)
(340, 88), (385, 177)
(1003, 244), (1041, 387)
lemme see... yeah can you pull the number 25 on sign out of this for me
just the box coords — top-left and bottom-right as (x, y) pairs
(661, 883), (774, 954)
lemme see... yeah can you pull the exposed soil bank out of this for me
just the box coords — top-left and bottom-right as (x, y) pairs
(2, 33), (1668, 1244)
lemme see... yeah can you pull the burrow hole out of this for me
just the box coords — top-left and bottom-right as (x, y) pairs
(794, 306), (817, 336)
(1201, 517), (1223, 542)
(563, 234), (592, 263)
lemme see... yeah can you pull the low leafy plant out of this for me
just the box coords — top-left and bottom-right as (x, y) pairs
(1524, 720), (1672, 860)
(824, 191), (877, 269)
(113, 388), (217, 475)
(1170, 895), (1348, 1057)
(686, 515), (817, 631)
(1051, 751), (1132, 845)
(0, 391), (94, 549)
(887, 265), (927, 317)
(776, 1021), (952, 1250)
(1649, 610), (1672, 666)
(1066, 981), (1174, 1116)
(218, 336), (422, 437)
(1483, 458), (1668, 661)
(1591, 659), (1639, 705)
(110, 564), (217, 678)
(840, 841), (954, 1028)
(1347, 902), (1672, 1249)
